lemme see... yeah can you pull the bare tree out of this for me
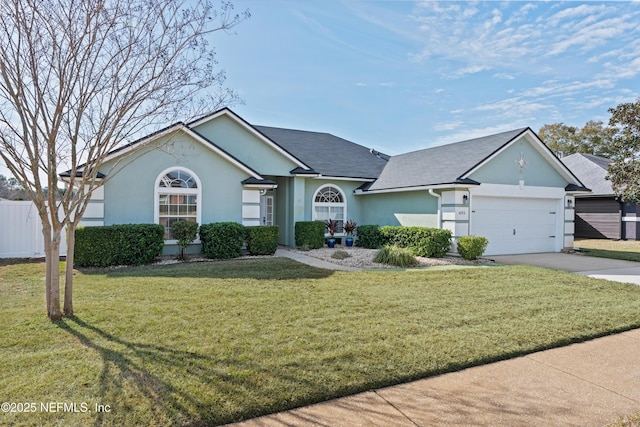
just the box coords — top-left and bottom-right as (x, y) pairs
(0, 0), (248, 320)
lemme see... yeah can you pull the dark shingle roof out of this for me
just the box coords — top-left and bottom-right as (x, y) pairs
(561, 153), (613, 196)
(368, 128), (528, 191)
(254, 126), (388, 179)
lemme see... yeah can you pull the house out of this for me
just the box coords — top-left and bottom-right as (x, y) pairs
(65, 108), (589, 256)
(561, 153), (640, 240)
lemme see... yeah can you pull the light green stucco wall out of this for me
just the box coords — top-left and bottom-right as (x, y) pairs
(469, 136), (568, 187)
(101, 130), (249, 226)
(359, 191), (439, 227)
(192, 114), (298, 175)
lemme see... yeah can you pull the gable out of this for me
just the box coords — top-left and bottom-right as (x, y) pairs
(190, 112), (303, 176)
(468, 134), (569, 187)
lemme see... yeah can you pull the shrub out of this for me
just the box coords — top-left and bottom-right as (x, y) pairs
(171, 220), (199, 260)
(295, 221), (325, 249)
(199, 222), (246, 259)
(331, 250), (352, 260)
(457, 236), (489, 260)
(373, 245), (419, 268)
(75, 224), (164, 267)
(246, 225), (279, 255)
(356, 225), (385, 249)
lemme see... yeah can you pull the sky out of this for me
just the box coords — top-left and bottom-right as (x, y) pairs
(211, 0), (640, 155)
(1, 0), (639, 179)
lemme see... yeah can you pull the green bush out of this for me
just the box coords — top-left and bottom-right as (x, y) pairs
(356, 225), (385, 249)
(75, 224), (164, 267)
(380, 226), (452, 257)
(457, 236), (489, 260)
(331, 250), (352, 260)
(199, 222), (246, 259)
(358, 225), (452, 257)
(294, 221), (325, 249)
(171, 220), (199, 259)
(246, 225), (279, 255)
(373, 245), (419, 267)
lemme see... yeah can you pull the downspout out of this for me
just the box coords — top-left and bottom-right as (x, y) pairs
(429, 189), (441, 228)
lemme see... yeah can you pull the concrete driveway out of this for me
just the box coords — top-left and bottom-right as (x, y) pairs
(490, 252), (640, 285)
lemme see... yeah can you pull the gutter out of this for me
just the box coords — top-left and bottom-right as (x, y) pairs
(429, 189), (442, 228)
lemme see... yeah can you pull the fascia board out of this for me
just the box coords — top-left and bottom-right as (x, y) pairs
(356, 183), (474, 195)
(310, 175), (375, 182)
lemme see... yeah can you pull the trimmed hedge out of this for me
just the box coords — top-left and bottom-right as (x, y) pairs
(382, 226), (452, 258)
(356, 224), (385, 249)
(246, 225), (279, 255)
(356, 225), (452, 258)
(199, 222), (246, 259)
(75, 224), (164, 267)
(457, 235), (489, 260)
(295, 221), (325, 249)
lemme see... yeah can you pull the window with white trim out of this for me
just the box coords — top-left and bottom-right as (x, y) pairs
(155, 168), (201, 240)
(312, 185), (346, 231)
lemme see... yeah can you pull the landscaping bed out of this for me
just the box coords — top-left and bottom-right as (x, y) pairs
(292, 245), (495, 269)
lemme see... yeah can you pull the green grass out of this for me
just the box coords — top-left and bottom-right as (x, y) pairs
(575, 238), (640, 262)
(2, 258), (640, 426)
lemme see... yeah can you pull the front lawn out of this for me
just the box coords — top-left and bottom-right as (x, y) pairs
(575, 238), (640, 262)
(2, 258), (640, 426)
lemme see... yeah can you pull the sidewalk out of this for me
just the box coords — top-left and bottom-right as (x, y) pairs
(228, 329), (640, 426)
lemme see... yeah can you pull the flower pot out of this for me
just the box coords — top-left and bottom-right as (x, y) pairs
(327, 238), (336, 248)
(345, 237), (354, 247)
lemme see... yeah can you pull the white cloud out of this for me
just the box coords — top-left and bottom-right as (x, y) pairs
(493, 72), (515, 80)
(546, 4), (610, 27)
(547, 17), (637, 56)
(433, 120), (463, 131)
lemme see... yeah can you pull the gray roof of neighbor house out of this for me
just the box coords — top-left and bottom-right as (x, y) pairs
(254, 126), (389, 179)
(561, 153), (613, 196)
(368, 128), (529, 191)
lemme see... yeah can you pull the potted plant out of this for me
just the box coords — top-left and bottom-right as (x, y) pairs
(324, 218), (342, 248)
(343, 219), (357, 247)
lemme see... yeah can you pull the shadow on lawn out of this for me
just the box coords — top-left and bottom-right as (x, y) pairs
(79, 257), (335, 280)
(57, 316), (319, 426)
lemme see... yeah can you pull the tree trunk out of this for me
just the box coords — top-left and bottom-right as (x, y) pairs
(42, 225), (53, 316)
(48, 229), (63, 321)
(64, 223), (76, 317)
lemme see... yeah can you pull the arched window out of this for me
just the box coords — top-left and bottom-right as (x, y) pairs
(312, 185), (346, 232)
(154, 167), (201, 240)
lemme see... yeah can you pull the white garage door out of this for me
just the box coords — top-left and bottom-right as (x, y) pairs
(471, 196), (559, 255)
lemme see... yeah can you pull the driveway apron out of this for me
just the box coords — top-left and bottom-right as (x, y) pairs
(490, 252), (640, 285)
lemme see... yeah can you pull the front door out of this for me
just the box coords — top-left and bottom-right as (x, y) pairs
(260, 194), (274, 226)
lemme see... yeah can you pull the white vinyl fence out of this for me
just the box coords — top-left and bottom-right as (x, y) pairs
(0, 200), (67, 258)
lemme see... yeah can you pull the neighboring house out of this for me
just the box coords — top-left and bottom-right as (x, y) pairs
(62, 108), (589, 256)
(562, 153), (640, 240)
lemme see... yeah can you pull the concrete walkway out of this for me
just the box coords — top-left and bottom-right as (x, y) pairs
(228, 329), (640, 426)
(275, 248), (361, 271)
(226, 250), (640, 426)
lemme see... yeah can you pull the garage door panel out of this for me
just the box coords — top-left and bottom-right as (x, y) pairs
(471, 196), (559, 255)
